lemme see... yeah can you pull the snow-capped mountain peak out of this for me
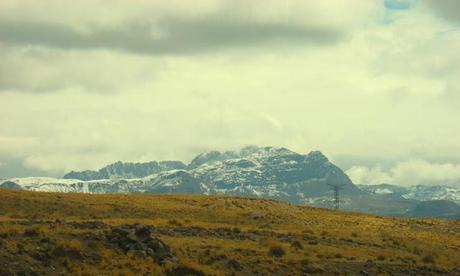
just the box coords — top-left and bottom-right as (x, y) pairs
(3, 147), (355, 201)
(7, 146), (458, 218)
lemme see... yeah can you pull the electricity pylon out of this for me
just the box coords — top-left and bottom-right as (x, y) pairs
(327, 182), (345, 210)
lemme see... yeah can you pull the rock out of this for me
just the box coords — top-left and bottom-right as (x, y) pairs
(126, 233), (138, 242)
(146, 248), (155, 257)
(112, 227), (130, 236)
(135, 225), (153, 240)
(166, 266), (205, 276)
(128, 241), (145, 251)
(70, 221), (108, 229)
(226, 259), (242, 271)
(127, 250), (147, 258)
(107, 224), (176, 265)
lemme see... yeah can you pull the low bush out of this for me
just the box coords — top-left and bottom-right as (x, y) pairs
(422, 254), (436, 264)
(268, 245), (286, 257)
(291, 240), (303, 250)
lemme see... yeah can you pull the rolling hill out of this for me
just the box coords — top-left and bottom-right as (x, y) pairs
(0, 189), (459, 275)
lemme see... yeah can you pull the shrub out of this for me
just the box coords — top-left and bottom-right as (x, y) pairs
(303, 263), (323, 273)
(226, 259), (242, 271)
(422, 254), (436, 264)
(301, 259), (310, 266)
(67, 239), (83, 252)
(232, 227), (241, 234)
(24, 226), (46, 237)
(168, 219), (182, 226)
(268, 245), (286, 257)
(291, 240), (303, 250)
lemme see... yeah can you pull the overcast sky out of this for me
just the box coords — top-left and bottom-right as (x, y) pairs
(0, 0), (459, 186)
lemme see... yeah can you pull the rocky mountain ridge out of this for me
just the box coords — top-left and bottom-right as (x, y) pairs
(2, 146), (459, 218)
(63, 160), (186, 181)
(3, 146), (360, 203)
(358, 184), (460, 204)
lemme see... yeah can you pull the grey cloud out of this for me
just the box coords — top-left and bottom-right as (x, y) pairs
(0, 155), (58, 178)
(0, 41), (162, 94)
(423, 0), (460, 22)
(0, 61), (68, 93)
(0, 17), (344, 56)
(0, 16), (344, 93)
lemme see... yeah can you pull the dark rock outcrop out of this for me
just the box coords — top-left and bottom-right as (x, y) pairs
(107, 224), (177, 265)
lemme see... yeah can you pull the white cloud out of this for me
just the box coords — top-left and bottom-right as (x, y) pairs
(347, 160), (460, 186)
(346, 165), (394, 185)
(421, 0), (460, 22)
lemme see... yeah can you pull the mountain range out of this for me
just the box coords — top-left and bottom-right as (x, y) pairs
(1, 146), (459, 219)
(358, 184), (460, 204)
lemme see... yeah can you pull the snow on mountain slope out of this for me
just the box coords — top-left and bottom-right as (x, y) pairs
(375, 188), (393, 194)
(2, 147), (358, 199)
(63, 160), (187, 181)
(4, 177), (134, 193)
(2, 170), (208, 195)
(8, 146), (453, 217)
(358, 184), (460, 204)
(143, 169), (211, 194)
(9, 177), (83, 186)
(402, 186), (460, 204)
(192, 147), (357, 192)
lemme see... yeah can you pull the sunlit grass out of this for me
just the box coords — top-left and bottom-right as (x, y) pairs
(0, 189), (459, 275)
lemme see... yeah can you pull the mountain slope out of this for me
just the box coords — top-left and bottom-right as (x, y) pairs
(191, 147), (362, 202)
(0, 181), (22, 190)
(405, 200), (460, 219)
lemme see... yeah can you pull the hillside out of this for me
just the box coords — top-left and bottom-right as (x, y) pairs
(0, 189), (459, 275)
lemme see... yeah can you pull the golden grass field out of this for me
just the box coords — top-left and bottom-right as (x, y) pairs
(0, 189), (459, 275)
